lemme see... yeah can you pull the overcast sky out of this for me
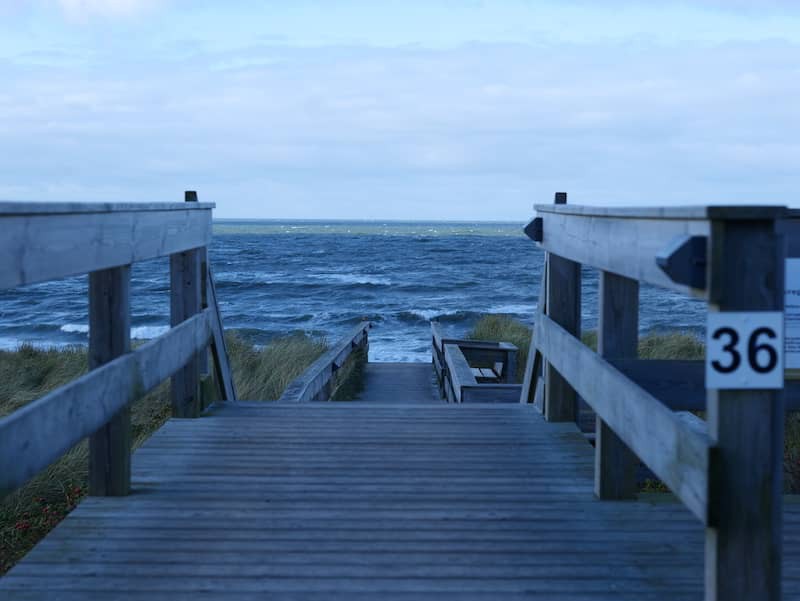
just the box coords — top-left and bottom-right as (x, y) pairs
(1, 1), (798, 219)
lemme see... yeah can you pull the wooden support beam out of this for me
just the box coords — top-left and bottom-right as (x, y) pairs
(0, 310), (214, 495)
(186, 191), (210, 378)
(595, 271), (639, 500)
(544, 193), (580, 422)
(170, 247), (202, 417)
(704, 215), (785, 601)
(535, 313), (710, 522)
(88, 266), (132, 497)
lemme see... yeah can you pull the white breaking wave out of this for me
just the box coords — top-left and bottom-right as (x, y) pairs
(132, 325), (170, 340)
(60, 323), (169, 340)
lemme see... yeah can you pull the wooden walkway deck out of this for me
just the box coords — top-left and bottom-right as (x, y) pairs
(3, 368), (800, 599)
(353, 362), (440, 403)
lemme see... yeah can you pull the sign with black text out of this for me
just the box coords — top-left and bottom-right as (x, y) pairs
(786, 258), (800, 370)
(706, 312), (784, 389)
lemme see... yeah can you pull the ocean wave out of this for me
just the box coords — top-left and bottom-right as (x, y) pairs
(486, 303), (535, 316)
(60, 324), (170, 340)
(132, 325), (170, 340)
(307, 273), (392, 286)
(397, 309), (480, 324)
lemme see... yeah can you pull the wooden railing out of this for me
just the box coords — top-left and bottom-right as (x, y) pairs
(278, 321), (370, 402)
(431, 321), (520, 403)
(0, 194), (236, 498)
(521, 193), (791, 600)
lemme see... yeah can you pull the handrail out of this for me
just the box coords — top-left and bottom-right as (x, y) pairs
(0, 309), (214, 495)
(278, 321), (370, 402)
(524, 192), (787, 601)
(0, 196), (236, 499)
(1, 202), (213, 289)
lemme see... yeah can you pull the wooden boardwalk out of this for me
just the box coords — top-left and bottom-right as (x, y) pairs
(3, 389), (800, 599)
(353, 362), (440, 403)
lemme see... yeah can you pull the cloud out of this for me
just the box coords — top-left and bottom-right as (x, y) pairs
(55, 0), (161, 20)
(1, 33), (798, 218)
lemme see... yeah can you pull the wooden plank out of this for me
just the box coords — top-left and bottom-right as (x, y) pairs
(186, 192), (210, 378)
(0, 201), (215, 214)
(534, 206), (711, 297)
(0, 309), (214, 495)
(595, 271), (639, 500)
(462, 385), (523, 403)
(0, 206), (212, 290)
(207, 266), (237, 402)
(170, 248), (202, 418)
(534, 313), (710, 522)
(534, 203), (785, 221)
(444, 344), (478, 403)
(521, 267), (547, 404)
(278, 322), (370, 402)
(544, 253), (580, 421)
(88, 266), (132, 497)
(609, 359), (800, 412)
(704, 216), (784, 601)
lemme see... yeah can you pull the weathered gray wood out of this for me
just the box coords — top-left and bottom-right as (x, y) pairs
(534, 203), (785, 221)
(534, 313), (710, 522)
(353, 363), (439, 404)
(6, 403), (800, 600)
(88, 265), (132, 497)
(520, 267), (546, 404)
(444, 344), (478, 403)
(170, 248), (202, 418)
(534, 206), (711, 297)
(206, 265), (237, 402)
(0, 206), (213, 290)
(185, 192), (209, 378)
(595, 271), (639, 500)
(0, 201), (215, 214)
(544, 252), (580, 422)
(278, 322), (370, 402)
(0, 309), (214, 495)
(461, 384), (523, 403)
(705, 216), (785, 601)
(608, 359), (800, 412)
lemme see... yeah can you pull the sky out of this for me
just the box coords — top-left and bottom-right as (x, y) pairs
(0, 1), (798, 219)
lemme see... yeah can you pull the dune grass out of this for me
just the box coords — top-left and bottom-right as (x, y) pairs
(468, 314), (800, 493)
(0, 331), (329, 575)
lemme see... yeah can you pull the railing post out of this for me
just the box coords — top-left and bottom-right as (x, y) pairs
(705, 211), (784, 601)
(544, 192), (581, 422)
(185, 190), (215, 409)
(170, 210), (202, 418)
(88, 265), (132, 496)
(595, 271), (639, 499)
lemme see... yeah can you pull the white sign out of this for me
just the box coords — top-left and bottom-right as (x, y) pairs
(786, 258), (800, 369)
(706, 312), (783, 389)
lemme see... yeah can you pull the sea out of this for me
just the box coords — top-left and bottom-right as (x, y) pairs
(0, 220), (706, 362)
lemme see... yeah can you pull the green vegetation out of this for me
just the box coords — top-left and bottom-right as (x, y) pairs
(468, 314), (800, 493)
(0, 331), (329, 574)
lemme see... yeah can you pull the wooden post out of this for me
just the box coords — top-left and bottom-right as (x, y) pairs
(88, 265), (132, 496)
(170, 237), (202, 418)
(705, 212), (784, 601)
(595, 271), (639, 499)
(544, 192), (581, 422)
(185, 191), (212, 408)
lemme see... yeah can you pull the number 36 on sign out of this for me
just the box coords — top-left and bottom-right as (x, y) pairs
(706, 312), (784, 389)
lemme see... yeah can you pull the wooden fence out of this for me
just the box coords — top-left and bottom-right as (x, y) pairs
(431, 322), (520, 403)
(521, 193), (792, 600)
(0, 193), (236, 498)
